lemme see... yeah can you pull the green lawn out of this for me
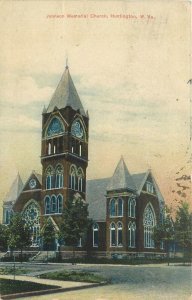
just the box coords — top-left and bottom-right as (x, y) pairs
(39, 271), (107, 283)
(0, 267), (29, 275)
(0, 278), (59, 295)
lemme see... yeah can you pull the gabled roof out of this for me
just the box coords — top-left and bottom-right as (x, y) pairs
(107, 156), (137, 192)
(3, 173), (23, 203)
(22, 170), (42, 191)
(132, 172), (147, 192)
(87, 178), (109, 221)
(132, 170), (165, 206)
(46, 66), (86, 116)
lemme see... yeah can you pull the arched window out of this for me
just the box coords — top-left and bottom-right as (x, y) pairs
(69, 165), (77, 190)
(71, 119), (85, 140)
(45, 166), (54, 190)
(128, 222), (136, 248)
(117, 222), (123, 247)
(23, 201), (40, 245)
(143, 203), (156, 248)
(45, 196), (51, 214)
(110, 199), (116, 217)
(46, 117), (64, 137)
(57, 195), (63, 214)
(55, 165), (64, 188)
(110, 223), (116, 247)
(93, 223), (99, 247)
(77, 168), (84, 192)
(48, 142), (51, 155)
(128, 197), (136, 218)
(118, 198), (123, 216)
(51, 195), (57, 213)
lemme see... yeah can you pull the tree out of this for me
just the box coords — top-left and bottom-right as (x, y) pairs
(153, 206), (175, 265)
(60, 195), (90, 261)
(0, 224), (9, 251)
(174, 201), (192, 259)
(7, 213), (31, 262)
(41, 218), (57, 261)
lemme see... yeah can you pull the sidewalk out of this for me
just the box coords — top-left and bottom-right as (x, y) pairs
(0, 275), (106, 300)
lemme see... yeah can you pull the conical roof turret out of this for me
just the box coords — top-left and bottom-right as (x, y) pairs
(46, 66), (86, 115)
(107, 156), (136, 192)
(3, 173), (23, 203)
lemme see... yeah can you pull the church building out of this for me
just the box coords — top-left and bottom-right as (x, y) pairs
(2, 64), (165, 258)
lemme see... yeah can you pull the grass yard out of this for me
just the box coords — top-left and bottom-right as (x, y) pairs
(0, 278), (59, 295)
(0, 266), (29, 275)
(39, 271), (107, 283)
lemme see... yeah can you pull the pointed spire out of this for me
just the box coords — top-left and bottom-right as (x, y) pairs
(107, 156), (136, 192)
(46, 66), (86, 116)
(42, 105), (46, 114)
(4, 173), (23, 203)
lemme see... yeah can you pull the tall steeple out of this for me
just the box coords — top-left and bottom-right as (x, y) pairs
(46, 66), (86, 116)
(107, 156), (136, 192)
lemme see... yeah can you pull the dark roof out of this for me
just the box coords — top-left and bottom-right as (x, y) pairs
(132, 172), (147, 191)
(107, 156), (136, 192)
(46, 66), (86, 116)
(3, 173), (23, 203)
(86, 178), (109, 221)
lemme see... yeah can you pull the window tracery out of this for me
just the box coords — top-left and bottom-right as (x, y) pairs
(22, 202), (40, 246)
(143, 203), (156, 248)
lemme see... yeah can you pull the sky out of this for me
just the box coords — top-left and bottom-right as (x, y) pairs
(0, 1), (191, 220)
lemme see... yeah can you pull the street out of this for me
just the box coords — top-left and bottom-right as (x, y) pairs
(0, 262), (191, 300)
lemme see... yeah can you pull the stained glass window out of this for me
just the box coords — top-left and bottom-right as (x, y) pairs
(22, 202), (40, 245)
(46, 118), (64, 137)
(71, 120), (84, 139)
(143, 204), (156, 248)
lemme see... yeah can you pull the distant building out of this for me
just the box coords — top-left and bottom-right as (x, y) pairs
(2, 65), (165, 257)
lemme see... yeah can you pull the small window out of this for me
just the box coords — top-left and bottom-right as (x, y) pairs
(110, 223), (116, 247)
(45, 196), (51, 214)
(110, 199), (116, 217)
(57, 195), (63, 214)
(48, 143), (51, 155)
(51, 195), (57, 213)
(93, 223), (99, 247)
(79, 144), (82, 156)
(146, 182), (154, 194)
(117, 222), (123, 247)
(118, 198), (123, 216)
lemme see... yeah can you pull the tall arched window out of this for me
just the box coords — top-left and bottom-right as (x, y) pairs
(77, 168), (84, 192)
(45, 166), (54, 190)
(118, 198), (123, 216)
(93, 223), (99, 247)
(57, 195), (63, 214)
(110, 223), (116, 247)
(110, 199), (116, 216)
(143, 203), (156, 248)
(69, 165), (77, 190)
(51, 195), (57, 213)
(128, 197), (136, 218)
(22, 201), (40, 245)
(55, 165), (64, 188)
(45, 196), (51, 214)
(128, 222), (136, 248)
(117, 222), (123, 247)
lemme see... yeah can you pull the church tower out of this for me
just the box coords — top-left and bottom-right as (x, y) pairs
(41, 65), (89, 218)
